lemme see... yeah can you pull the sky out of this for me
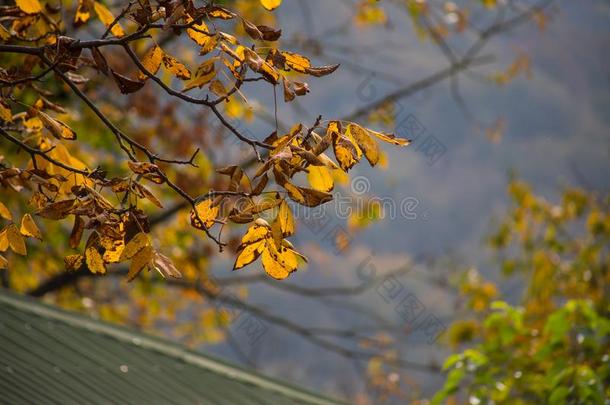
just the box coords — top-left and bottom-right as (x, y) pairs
(198, 0), (610, 401)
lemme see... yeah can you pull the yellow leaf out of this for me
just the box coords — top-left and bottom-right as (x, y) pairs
(36, 198), (76, 220)
(7, 224), (26, 255)
(335, 231), (350, 252)
(0, 254), (7, 269)
(355, 2), (387, 26)
(93, 1), (125, 37)
(74, 0), (91, 26)
(261, 241), (297, 280)
(102, 239), (125, 263)
(119, 232), (150, 261)
(243, 48), (279, 84)
(225, 96), (253, 120)
(190, 199), (219, 230)
(242, 223), (270, 244)
(260, 0), (282, 10)
(233, 239), (265, 270)
(261, 248), (290, 279)
(0, 228), (8, 252)
(138, 45), (163, 81)
(20, 213), (42, 240)
(275, 50), (339, 77)
(279, 245), (298, 270)
(271, 218), (283, 249)
(207, 6), (235, 19)
(64, 254), (84, 270)
(127, 245), (153, 281)
(347, 124), (380, 166)
(277, 200), (295, 236)
(0, 201), (12, 221)
(0, 102), (12, 122)
(23, 116), (43, 131)
(162, 54), (191, 80)
(282, 239), (307, 263)
(209, 80), (228, 97)
(85, 246), (106, 274)
(318, 153), (339, 170)
(186, 16), (216, 54)
(333, 134), (359, 172)
(332, 168), (350, 186)
(378, 151), (388, 169)
(369, 129), (411, 146)
(307, 165), (334, 192)
(183, 59), (217, 91)
(0, 25), (11, 41)
(38, 111), (77, 140)
(16, 0), (42, 14)
(281, 51), (311, 73)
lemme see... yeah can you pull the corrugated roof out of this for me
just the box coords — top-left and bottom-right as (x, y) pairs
(0, 289), (343, 405)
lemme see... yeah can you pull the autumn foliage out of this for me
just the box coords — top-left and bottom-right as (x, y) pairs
(0, 0), (411, 282)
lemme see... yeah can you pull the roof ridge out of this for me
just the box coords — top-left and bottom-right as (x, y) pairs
(0, 289), (344, 405)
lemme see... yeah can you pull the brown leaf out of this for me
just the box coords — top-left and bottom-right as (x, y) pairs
(305, 64), (340, 77)
(217, 165), (245, 192)
(251, 173), (269, 196)
(258, 25), (282, 41)
(282, 77), (295, 102)
(111, 69), (145, 94)
(91, 47), (108, 74)
(243, 48), (279, 84)
(7, 224), (26, 255)
(293, 81), (309, 96)
(152, 252), (182, 279)
(283, 181), (333, 207)
(127, 161), (159, 175)
(69, 215), (85, 249)
(37, 199), (75, 220)
(242, 19), (263, 40)
(139, 184), (163, 208)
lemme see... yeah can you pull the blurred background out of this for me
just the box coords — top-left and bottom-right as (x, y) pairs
(2, 0), (609, 403)
(196, 0), (610, 401)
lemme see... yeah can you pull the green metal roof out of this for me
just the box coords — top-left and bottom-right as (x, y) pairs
(0, 289), (343, 405)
